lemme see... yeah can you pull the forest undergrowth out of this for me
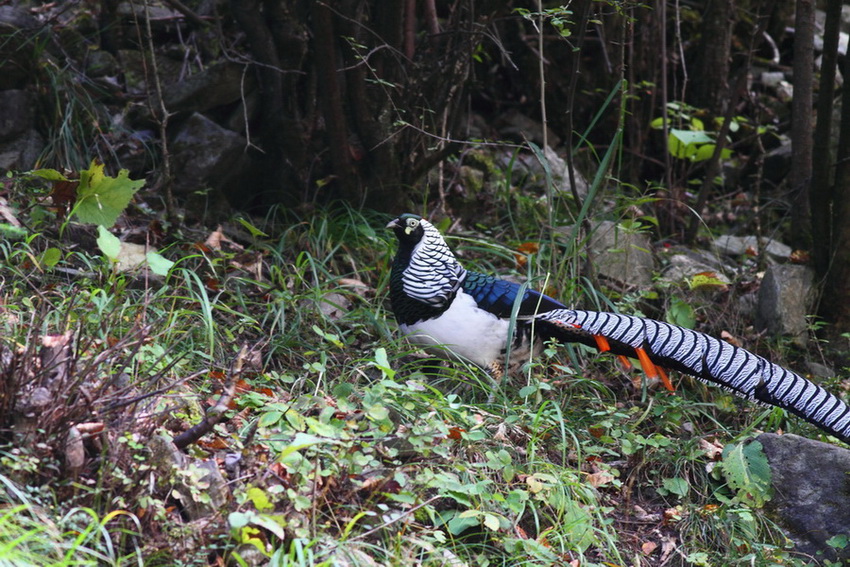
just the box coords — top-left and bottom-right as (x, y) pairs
(0, 178), (842, 566)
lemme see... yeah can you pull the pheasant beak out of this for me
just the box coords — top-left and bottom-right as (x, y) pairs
(386, 218), (401, 229)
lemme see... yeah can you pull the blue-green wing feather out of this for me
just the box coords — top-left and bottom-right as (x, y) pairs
(462, 271), (567, 317)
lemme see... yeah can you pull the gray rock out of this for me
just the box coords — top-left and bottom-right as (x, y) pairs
(0, 90), (33, 142)
(118, 49), (184, 97)
(0, 128), (45, 173)
(805, 361), (835, 378)
(758, 433), (850, 564)
(713, 235), (792, 262)
(660, 246), (732, 285)
(500, 145), (589, 200)
(117, 0), (182, 25)
(495, 109), (562, 147)
(586, 220), (655, 288)
(170, 112), (247, 194)
(162, 62), (251, 115)
(0, 6), (39, 89)
(757, 264), (815, 346)
(85, 50), (120, 78)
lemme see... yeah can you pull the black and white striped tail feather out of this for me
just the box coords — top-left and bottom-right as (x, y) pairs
(538, 309), (850, 443)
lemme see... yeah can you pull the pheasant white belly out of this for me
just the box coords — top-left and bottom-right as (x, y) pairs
(400, 290), (510, 368)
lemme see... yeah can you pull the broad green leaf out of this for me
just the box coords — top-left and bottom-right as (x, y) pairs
(246, 486), (274, 512)
(668, 129), (713, 160)
(248, 514), (287, 539)
(304, 416), (343, 438)
(448, 512), (480, 535)
(30, 168), (69, 181)
(721, 440), (772, 507)
(96, 226), (121, 260)
(258, 411), (284, 428)
(666, 297), (696, 329)
(228, 510), (255, 529)
(693, 143), (733, 162)
(662, 476), (690, 497)
(74, 161), (144, 227)
(146, 251), (175, 276)
(827, 534), (850, 550)
(40, 247), (62, 268)
(687, 272), (729, 290)
(560, 500), (594, 552)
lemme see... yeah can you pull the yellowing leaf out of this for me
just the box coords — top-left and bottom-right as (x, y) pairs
(483, 513), (501, 531)
(687, 272), (729, 291)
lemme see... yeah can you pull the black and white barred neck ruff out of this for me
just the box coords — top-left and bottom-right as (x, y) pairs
(401, 219), (466, 307)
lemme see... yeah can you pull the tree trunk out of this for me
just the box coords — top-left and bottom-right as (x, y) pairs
(692, 0), (734, 112)
(311, 2), (356, 201)
(230, 0), (306, 205)
(811, 0), (842, 278)
(820, 18), (850, 332)
(789, 0), (814, 248)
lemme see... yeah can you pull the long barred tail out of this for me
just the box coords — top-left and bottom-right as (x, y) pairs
(537, 309), (850, 443)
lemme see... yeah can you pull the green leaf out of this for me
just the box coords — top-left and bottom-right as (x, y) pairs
(448, 512), (480, 535)
(30, 168), (69, 181)
(258, 411), (284, 428)
(74, 161), (144, 227)
(228, 511), (255, 529)
(371, 347), (396, 380)
(661, 476), (690, 498)
(276, 432), (336, 461)
(668, 129), (713, 160)
(666, 297), (696, 329)
(312, 325), (343, 347)
(720, 440), (772, 507)
(692, 143), (733, 162)
(96, 226), (121, 261)
(482, 512), (501, 531)
(235, 216), (269, 238)
(0, 223), (28, 240)
(249, 513), (286, 539)
(246, 486), (274, 512)
(518, 384), (537, 398)
(40, 247), (62, 268)
(687, 272), (729, 291)
(146, 251), (175, 276)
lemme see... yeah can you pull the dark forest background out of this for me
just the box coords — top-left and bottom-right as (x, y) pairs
(3, 0), (850, 332)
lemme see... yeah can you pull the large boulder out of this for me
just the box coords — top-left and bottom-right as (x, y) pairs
(0, 6), (40, 90)
(169, 112), (247, 195)
(757, 264), (815, 346)
(757, 433), (850, 563)
(586, 220), (654, 288)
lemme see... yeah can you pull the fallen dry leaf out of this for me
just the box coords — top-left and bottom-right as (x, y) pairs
(641, 540), (658, 555)
(586, 470), (614, 488)
(699, 437), (724, 460)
